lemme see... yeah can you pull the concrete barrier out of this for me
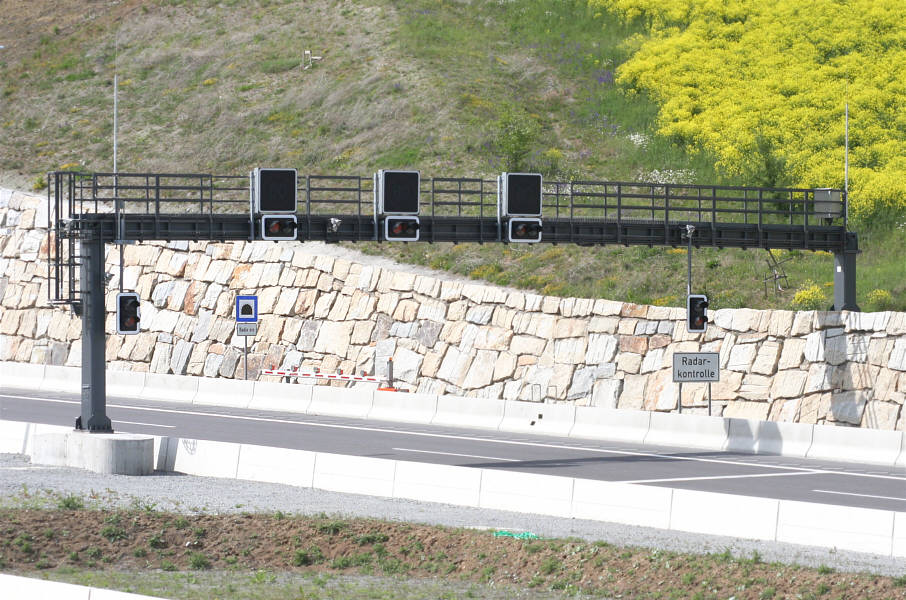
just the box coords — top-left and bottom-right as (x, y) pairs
(894, 512), (906, 558)
(393, 459), (481, 506)
(141, 373), (198, 404)
(806, 425), (904, 466)
(31, 432), (154, 475)
(193, 377), (254, 409)
(163, 437), (240, 479)
(40, 365), (81, 393)
(369, 390), (438, 424)
(479, 469), (574, 518)
(236, 443), (316, 487)
(307, 386), (374, 419)
(0, 573), (162, 599)
(898, 445), (906, 469)
(107, 369), (146, 399)
(312, 452), (395, 497)
(498, 400), (576, 437)
(571, 478), (672, 529)
(671, 489), (779, 541)
(249, 380), (313, 413)
(0, 419), (30, 454)
(22, 423), (73, 456)
(644, 412), (729, 452)
(726, 418), (814, 458)
(777, 499), (898, 556)
(570, 407), (651, 444)
(0, 360), (46, 390)
(431, 394), (505, 430)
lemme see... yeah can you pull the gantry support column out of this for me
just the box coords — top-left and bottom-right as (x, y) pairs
(76, 228), (112, 432)
(832, 231), (860, 312)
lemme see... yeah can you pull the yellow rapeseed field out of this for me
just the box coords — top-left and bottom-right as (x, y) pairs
(590, 0), (906, 222)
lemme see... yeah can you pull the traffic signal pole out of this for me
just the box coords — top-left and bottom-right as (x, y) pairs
(77, 228), (113, 432)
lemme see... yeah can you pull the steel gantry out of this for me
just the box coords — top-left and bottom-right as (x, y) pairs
(46, 171), (856, 432)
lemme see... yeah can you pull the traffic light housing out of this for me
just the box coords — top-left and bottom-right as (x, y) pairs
(261, 215), (298, 241)
(252, 168), (297, 213)
(508, 218), (542, 243)
(687, 294), (709, 333)
(501, 172), (542, 216)
(384, 216), (420, 242)
(376, 170), (420, 214)
(116, 292), (141, 335)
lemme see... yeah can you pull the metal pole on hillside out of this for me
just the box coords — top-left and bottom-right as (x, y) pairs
(685, 224), (695, 296)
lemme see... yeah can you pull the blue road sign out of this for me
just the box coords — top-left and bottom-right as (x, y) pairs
(236, 295), (258, 323)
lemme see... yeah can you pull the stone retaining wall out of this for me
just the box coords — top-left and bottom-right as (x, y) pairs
(1, 188), (904, 430)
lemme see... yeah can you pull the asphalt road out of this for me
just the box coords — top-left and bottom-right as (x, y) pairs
(1, 386), (904, 512)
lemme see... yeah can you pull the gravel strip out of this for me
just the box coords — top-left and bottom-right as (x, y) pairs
(2, 453), (903, 577)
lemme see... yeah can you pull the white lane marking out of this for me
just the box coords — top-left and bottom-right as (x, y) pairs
(393, 447), (520, 462)
(812, 489), (906, 502)
(6, 393), (906, 482)
(620, 470), (822, 484)
(115, 420), (176, 429)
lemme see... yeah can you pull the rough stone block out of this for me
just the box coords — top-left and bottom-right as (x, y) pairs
(466, 304), (494, 325)
(463, 349), (496, 389)
(738, 374), (772, 400)
(770, 369), (808, 399)
(392, 347), (424, 384)
(726, 343), (757, 372)
(751, 341), (781, 375)
(889, 338), (906, 371)
(493, 352), (517, 381)
(619, 335), (648, 355)
(828, 390), (868, 425)
(314, 321), (352, 356)
(861, 400), (901, 430)
(437, 346), (472, 384)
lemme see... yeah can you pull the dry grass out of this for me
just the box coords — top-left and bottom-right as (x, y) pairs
(1, 0), (902, 310)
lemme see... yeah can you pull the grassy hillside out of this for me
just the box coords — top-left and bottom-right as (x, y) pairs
(1, 0), (903, 310)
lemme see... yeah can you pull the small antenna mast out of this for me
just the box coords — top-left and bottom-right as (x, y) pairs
(844, 102), (849, 224)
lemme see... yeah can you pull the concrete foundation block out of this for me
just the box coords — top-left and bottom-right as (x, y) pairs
(31, 432), (154, 475)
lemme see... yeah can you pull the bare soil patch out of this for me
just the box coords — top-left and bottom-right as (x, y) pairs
(1, 507), (904, 599)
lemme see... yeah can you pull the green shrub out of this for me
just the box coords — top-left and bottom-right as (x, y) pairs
(188, 551), (211, 570)
(292, 546), (324, 566)
(791, 280), (827, 311)
(493, 104), (540, 172)
(866, 288), (895, 311)
(100, 525), (127, 542)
